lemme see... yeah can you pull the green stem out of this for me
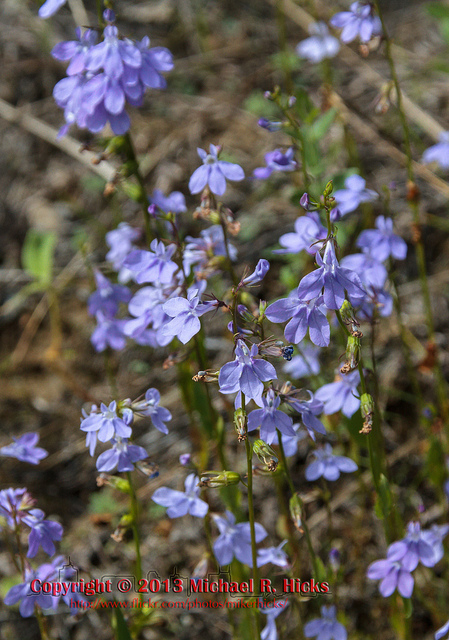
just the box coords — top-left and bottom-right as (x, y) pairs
(245, 436), (261, 640)
(274, 0), (293, 94)
(127, 472), (143, 601)
(123, 133), (153, 244)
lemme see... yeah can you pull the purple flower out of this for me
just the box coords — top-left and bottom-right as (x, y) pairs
(395, 521), (447, 570)
(260, 600), (289, 640)
(152, 474), (209, 518)
(150, 189), (186, 213)
(179, 453), (191, 466)
(91, 312), (128, 352)
(125, 282), (179, 348)
(274, 213), (326, 255)
(0, 488), (36, 529)
(315, 370), (360, 418)
(189, 144), (244, 196)
(106, 223), (141, 281)
(340, 252), (387, 289)
(51, 28), (97, 76)
(96, 438), (148, 473)
(266, 291), (330, 347)
(258, 118), (283, 132)
(283, 345), (321, 378)
(330, 2), (382, 43)
(358, 286), (393, 320)
(357, 216), (407, 261)
(422, 132), (449, 170)
(85, 26), (141, 81)
(422, 523), (449, 566)
(161, 284), (215, 345)
(134, 37), (174, 90)
(296, 241), (366, 310)
(296, 22), (340, 63)
(332, 174), (378, 215)
(0, 433), (48, 465)
(123, 240), (178, 285)
(24, 509), (63, 558)
(241, 259), (270, 286)
(38, 0), (67, 18)
(183, 225), (237, 277)
(367, 543), (414, 598)
(218, 340), (277, 404)
(131, 388), (172, 434)
(271, 423), (307, 457)
(88, 271), (131, 318)
(80, 401), (133, 443)
(212, 510), (267, 567)
(436, 620), (449, 640)
(288, 392), (326, 440)
(304, 605), (347, 640)
(247, 389), (295, 444)
(253, 148), (296, 180)
(305, 443), (358, 481)
(257, 540), (290, 568)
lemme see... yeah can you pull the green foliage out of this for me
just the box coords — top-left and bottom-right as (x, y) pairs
(112, 607), (133, 640)
(374, 474), (392, 520)
(21, 229), (56, 288)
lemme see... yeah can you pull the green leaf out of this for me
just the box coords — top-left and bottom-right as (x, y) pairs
(308, 108), (337, 142)
(21, 230), (56, 287)
(112, 607), (133, 640)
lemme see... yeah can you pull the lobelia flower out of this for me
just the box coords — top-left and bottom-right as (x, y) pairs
(436, 620), (449, 640)
(88, 271), (131, 318)
(253, 148), (296, 180)
(266, 292), (330, 347)
(150, 189), (187, 214)
(305, 443), (358, 481)
(106, 223), (141, 282)
(356, 216), (407, 261)
(315, 370), (361, 418)
(288, 392), (326, 440)
(125, 282), (179, 348)
(51, 28), (98, 75)
(340, 251), (387, 290)
(161, 283), (216, 345)
(330, 1), (382, 43)
(189, 144), (245, 196)
(394, 521), (448, 570)
(241, 259), (270, 286)
(218, 340), (277, 404)
(38, 0), (67, 18)
(296, 241), (366, 310)
(422, 132), (449, 170)
(271, 423), (308, 457)
(257, 540), (290, 568)
(358, 286), (393, 321)
(283, 345), (321, 379)
(0, 488), (36, 529)
(91, 312), (128, 352)
(296, 22), (340, 63)
(212, 510), (267, 567)
(133, 37), (174, 91)
(96, 438), (148, 473)
(274, 212), (327, 255)
(0, 433), (48, 465)
(123, 240), (179, 285)
(332, 174), (378, 215)
(258, 118), (283, 132)
(367, 542), (414, 598)
(152, 474), (209, 518)
(304, 605), (347, 640)
(80, 401), (133, 443)
(183, 225), (237, 277)
(260, 600), (289, 640)
(422, 523), (449, 566)
(23, 509), (63, 558)
(247, 389), (295, 444)
(131, 388), (172, 434)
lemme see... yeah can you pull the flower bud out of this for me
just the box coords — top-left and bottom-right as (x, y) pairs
(253, 439), (278, 472)
(300, 192), (319, 211)
(360, 393), (374, 434)
(330, 207), (342, 222)
(179, 453), (191, 466)
(241, 259), (270, 286)
(234, 408), (247, 442)
(323, 180), (333, 197)
(198, 470), (241, 488)
(289, 493), (303, 531)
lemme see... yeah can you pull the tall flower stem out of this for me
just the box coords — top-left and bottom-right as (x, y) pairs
(373, 0), (448, 425)
(126, 472), (143, 602)
(123, 133), (153, 244)
(245, 434), (261, 640)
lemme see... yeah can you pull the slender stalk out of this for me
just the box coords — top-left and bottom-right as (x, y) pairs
(127, 472), (143, 602)
(245, 435), (261, 640)
(274, 0), (293, 95)
(373, 0), (448, 424)
(123, 133), (153, 243)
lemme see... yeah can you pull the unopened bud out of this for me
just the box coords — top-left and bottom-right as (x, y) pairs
(253, 439), (278, 472)
(323, 180), (333, 197)
(300, 192), (319, 211)
(234, 408), (247, 441)
(360, 393), (374, 434)
(289, 493), (303, 531)
(192, 370), (219, 383)
(198, 470), (241, 488)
